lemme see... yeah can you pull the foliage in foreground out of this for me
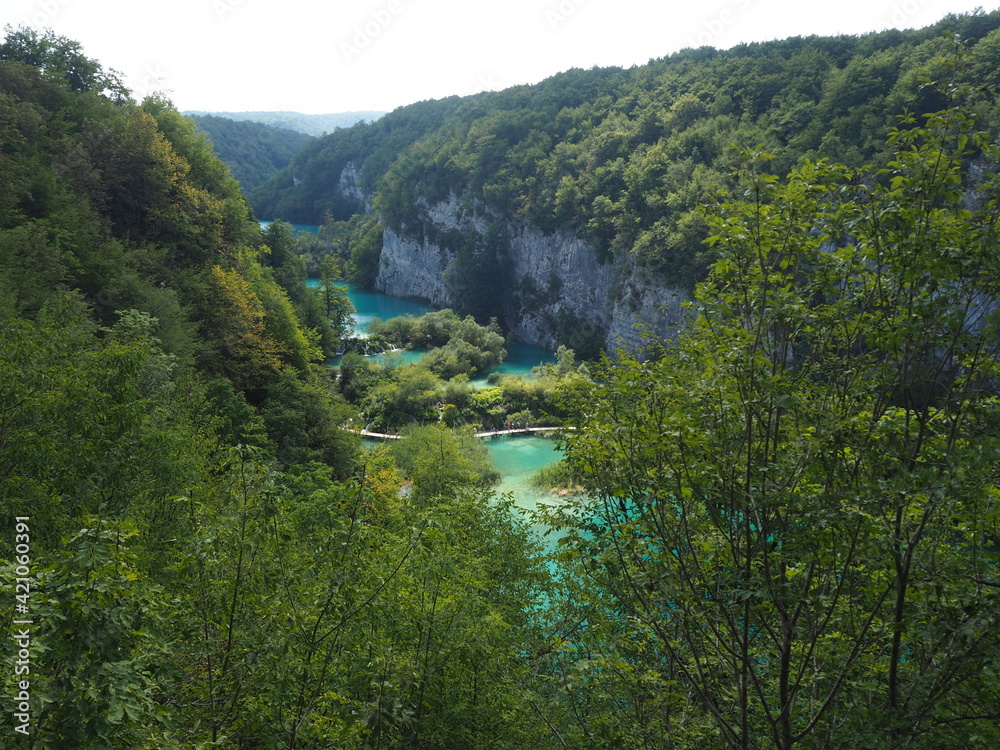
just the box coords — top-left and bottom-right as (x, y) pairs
(0, 29), (555, 749)
(8, 23), (1000, 750)
(0, 293), (554, 748)
(543, 91), (1000, 748)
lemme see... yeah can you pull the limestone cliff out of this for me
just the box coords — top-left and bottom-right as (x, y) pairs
(373, 191), (688, 354)
(337, 160), (366, 206)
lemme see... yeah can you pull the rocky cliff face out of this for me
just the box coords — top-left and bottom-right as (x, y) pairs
(338, 161), (366, 206)
(373, 191), (688, 353)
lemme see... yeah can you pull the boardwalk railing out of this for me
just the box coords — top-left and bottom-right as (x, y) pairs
(346, 426), (572, 441)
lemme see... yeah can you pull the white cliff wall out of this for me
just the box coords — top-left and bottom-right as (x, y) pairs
(337, 160), (367, 206)
(374, 195), (462, 306)
(373, 194), (688, 352)
(377, 226), (451, 305)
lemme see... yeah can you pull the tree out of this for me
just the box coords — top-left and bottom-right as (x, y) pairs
(27, 520), (182, 749)
(258, 367), (358, 474)
(207, 263), (287, 390)
(318, 253), (356, 343)
(443, 221), (512, 323)
(547, 98), (1000, 748)
(368, 365), (441, 429)
(389, 424), (500, 501)
(262, 219), (300, 272)
(0, 26), (127, 99)
(163, 445), (286, 747)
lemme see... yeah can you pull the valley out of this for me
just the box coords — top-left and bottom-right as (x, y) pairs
(4, 14), (1000, 748)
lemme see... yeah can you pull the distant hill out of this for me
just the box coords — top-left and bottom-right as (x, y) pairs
(188, 114), (314, 193)
(251, 9), (1000, 293)
(183, 110), (386, 137)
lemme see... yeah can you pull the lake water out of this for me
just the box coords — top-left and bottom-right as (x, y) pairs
(260, 220), (322, 234)
(334, 280), (566, 535)
(486, 434), (562, 509)
(270, 222), (558, 374)
(362, 432), (566, 547)
(325, 280), (438, 335)
(268, 221), (568, 536)
(308, 278), (557, 377)
(485, 433), (567, 547)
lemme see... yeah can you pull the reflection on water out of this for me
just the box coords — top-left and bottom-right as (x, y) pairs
(368, 349), (428, 367)
(335, 281), (437, 335)
(485, 434), (562, 510)
(470, 341), (556, 386)
(306, 278), (434, 337)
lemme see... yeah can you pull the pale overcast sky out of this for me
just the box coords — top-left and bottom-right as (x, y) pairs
(3, 0), (996, 114)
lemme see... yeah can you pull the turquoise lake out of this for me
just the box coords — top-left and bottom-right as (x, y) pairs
(265, 223), (557, 377)
(259, 220), (322, 234)
(330, 279), (566, 534)
(486, 433), (563, 511)
(307, 278), (557, 378)
(485, 433), (568, 545)
(322, 280), (438, 335)
(276, 222), (568, 532)
(361, 432), (567, 547)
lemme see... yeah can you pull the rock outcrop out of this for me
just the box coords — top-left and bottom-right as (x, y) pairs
(372, 189), (688, 353)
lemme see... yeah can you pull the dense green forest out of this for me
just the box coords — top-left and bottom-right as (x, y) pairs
(252, 9), (1000, 295)
(4, 16), (1000, 750)
(0, 27), (549, 748)
(188, 115), (314, 193)
(341, 309), (590, 431)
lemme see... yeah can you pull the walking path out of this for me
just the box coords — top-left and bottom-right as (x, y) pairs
(473, 426), (571, 439)
(347, 426), (573, 441)
(353, 430), (403, 440)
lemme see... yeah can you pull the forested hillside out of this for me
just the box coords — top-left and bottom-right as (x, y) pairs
(0, 28), (551, 748)
(185, 110), (386, 137)
(253, 10), (1000, 294)
(251, 95), (469, 230)
(4, 17), (1000, 750)
(189, 114), (313, 192)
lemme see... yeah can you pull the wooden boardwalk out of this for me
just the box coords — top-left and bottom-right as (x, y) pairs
(347, 426), (571, 441)
(354, 430), (403, 440)
(473, 426), (569, 439)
